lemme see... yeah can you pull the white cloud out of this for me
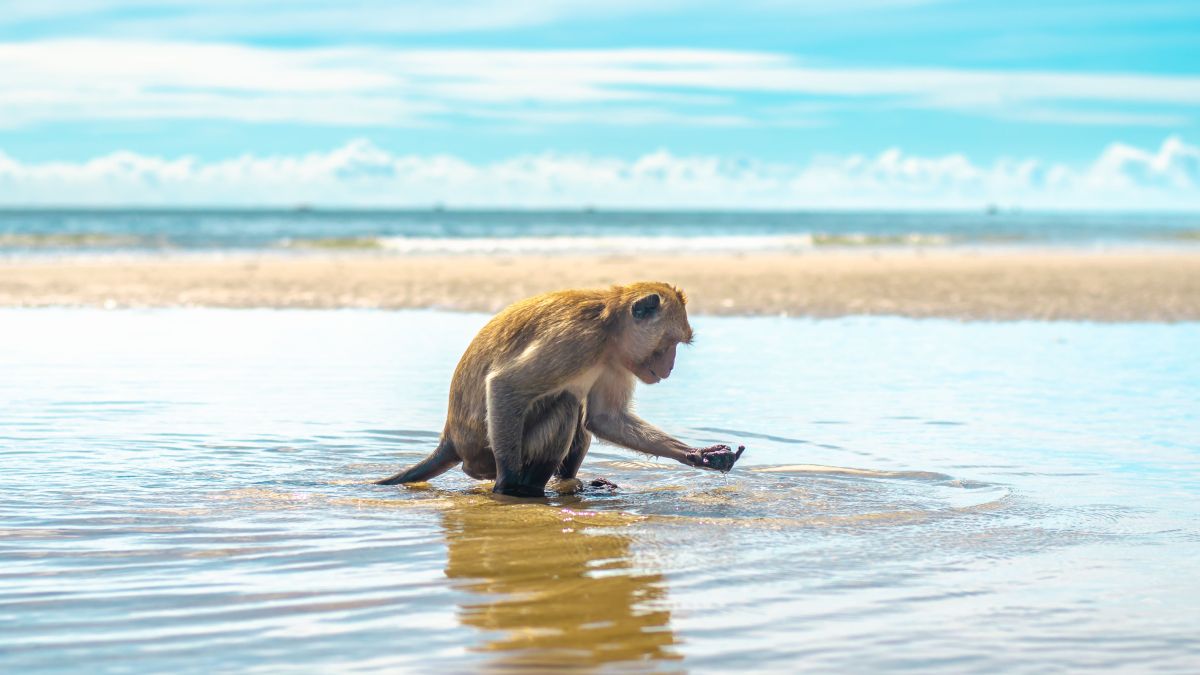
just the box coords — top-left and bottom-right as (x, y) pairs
(1005, 108), (1189, 128)
(1, 136), (1196, 209)
(0, 40), (1196, 129)
(0, 1), (648, 36)
(0, 1), (942, 37)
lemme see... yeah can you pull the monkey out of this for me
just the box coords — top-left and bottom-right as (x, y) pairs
(375, 281), (746, 498)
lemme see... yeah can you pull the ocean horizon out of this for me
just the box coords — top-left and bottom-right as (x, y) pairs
(2, 208), (1198, 255)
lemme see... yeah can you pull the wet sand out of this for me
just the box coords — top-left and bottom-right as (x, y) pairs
(2, 249), (1199, 321)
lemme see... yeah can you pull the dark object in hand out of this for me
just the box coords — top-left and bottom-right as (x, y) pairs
(685, 444), (746, 472)
(588, 477), (619, 490)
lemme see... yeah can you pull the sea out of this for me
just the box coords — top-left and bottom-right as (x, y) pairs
(1, 208), (1198, 255)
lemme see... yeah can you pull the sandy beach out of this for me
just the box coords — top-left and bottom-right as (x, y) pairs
(1, 249), (1198, 321)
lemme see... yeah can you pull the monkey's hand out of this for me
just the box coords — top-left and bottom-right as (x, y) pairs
(683, 444), (746, 473)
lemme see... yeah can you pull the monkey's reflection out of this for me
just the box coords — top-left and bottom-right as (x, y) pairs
(439, 499), (681, 671)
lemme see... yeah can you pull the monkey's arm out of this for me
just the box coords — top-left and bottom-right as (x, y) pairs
(585, 410), (692, 465)
(586, 404), (744, 472)
(583, 365), (739, 470)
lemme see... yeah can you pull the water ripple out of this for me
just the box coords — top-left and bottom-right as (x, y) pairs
(2, 309), (1198, 673)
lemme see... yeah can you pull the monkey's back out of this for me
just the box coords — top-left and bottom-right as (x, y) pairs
(442, 288), (614, 444)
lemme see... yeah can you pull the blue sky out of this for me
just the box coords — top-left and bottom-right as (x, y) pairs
(0, 1), (1197, 207)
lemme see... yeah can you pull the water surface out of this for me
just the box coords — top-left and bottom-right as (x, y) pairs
(2, 208), (1199, 254)
(1, 310), (1198, 672)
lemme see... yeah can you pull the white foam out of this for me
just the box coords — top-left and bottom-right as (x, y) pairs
(372, 234), (819, 255)
(364, 233), (951, 255)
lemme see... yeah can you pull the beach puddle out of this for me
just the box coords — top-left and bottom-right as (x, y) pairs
(2, 309), (1198, 673)
(188, 460), (1019, 671)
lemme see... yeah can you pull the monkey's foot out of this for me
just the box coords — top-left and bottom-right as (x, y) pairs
(588, 477), (619, 491)
(492, 481), (548, 498)
(551, 477), (619, 494)
(552, 478), (584, 494)
(684, 444), (746, 473)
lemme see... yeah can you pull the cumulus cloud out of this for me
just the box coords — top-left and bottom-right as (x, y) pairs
(0, 136), (1196, 209)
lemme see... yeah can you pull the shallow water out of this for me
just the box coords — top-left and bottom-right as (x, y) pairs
(2, 309), (1198, 673)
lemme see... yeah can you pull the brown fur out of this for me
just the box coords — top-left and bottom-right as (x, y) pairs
(376, 281), (713, 497)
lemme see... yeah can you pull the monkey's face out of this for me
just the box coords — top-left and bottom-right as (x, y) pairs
(622, 288), (693, 385)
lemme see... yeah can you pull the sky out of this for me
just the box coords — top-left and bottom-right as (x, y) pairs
(0, 0), (1198, 208)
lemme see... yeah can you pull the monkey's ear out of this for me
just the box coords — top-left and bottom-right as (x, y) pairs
(631, 293), (661, 320)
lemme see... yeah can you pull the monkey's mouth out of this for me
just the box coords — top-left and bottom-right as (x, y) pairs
(630, 359), (666, 384)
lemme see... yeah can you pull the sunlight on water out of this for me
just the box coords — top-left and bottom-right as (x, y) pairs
(1, 309), (1198, 672)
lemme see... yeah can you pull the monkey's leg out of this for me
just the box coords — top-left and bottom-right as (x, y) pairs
(493, 392), (579, 498)
(554, 411), (591, 480)
(462, 451), (498, 480)
(452, 420), (496, 480)
(375, 437), (461, 485)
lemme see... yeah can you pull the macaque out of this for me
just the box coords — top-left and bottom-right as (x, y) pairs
(376, 282), (745, 498)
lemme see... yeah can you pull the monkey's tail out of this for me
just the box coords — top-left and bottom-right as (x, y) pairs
(375, 436), (461, 485)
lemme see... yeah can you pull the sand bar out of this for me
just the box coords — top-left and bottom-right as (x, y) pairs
(1, 249), (1198, 321)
